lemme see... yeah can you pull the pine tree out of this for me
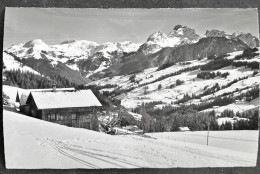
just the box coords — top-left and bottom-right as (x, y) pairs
(249, 110), (258, 130)
(224, 121), (232, 130)
(158, 84), (162, 90)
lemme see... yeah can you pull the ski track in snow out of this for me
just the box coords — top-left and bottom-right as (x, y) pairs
(39, 138), (144, 168)
(35, 132), (257, 168)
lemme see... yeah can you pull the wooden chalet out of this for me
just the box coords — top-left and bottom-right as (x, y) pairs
(22, 90), (102, 130)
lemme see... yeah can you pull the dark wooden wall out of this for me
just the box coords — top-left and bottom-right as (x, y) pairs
(41, 107), (94, 129)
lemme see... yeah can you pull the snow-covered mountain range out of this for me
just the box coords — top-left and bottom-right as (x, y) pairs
(4, 25), (259, 80)
(5, 39), (140, 71)
(6, 39), (140, 61)
(3, 25), (260, 114)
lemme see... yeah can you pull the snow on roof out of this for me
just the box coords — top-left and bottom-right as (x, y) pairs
(29, 87), (75, 92)
(28, 90), (102, 109)
(19, 88), (75, 106)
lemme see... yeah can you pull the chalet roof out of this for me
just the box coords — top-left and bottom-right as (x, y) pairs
(28, 90), (102, 109)
(18, 88), (75, 106)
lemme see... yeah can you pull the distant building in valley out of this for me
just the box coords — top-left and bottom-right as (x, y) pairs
(178, 127), (190, 131)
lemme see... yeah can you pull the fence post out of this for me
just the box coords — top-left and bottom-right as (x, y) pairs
(207, 123), (209, 146)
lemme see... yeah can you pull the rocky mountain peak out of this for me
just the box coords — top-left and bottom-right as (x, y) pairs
(204, 30), (259, 48)
(232, 32), (259, 48)
(205, 30), (228, 38)
(168, 25), (200, 42)
(147, 31), (168, 42)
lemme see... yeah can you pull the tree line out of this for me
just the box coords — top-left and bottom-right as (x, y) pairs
(201, 58), (233, 71)
(135, 103), (258, 133)
(3, 69), (77, 89)
(197, 71), (229, 79)
(192, 86), (258, 111)
(175, 75), (252, 105)
(232, 61), (259, 70)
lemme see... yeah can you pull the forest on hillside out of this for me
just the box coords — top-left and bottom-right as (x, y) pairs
(3, 69), (77, 89)
(133, 103), (258, 133)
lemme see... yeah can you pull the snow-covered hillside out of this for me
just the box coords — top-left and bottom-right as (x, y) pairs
(88, 49), (260, 111)
(4, 109), (258, 168)
(3, 52), (40, 75)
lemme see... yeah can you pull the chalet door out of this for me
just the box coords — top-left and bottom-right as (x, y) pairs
(24, 105), (30, 115)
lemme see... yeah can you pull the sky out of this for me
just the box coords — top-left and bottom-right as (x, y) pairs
(4, 8), (259, 48)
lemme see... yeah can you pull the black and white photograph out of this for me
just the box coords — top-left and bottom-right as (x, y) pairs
(2, 8), (259, 169)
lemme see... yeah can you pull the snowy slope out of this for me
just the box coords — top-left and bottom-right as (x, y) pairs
(3, 109), (258, 169)
(3, 52), (40, 75)
(89, 54), (259, 109)
(148, 131), (258, 154)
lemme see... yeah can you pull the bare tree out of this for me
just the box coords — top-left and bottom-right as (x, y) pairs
(140, 106), (151, 134)
(90, 109), (99, 131)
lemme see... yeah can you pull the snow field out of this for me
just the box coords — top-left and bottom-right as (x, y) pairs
(4, 109), (259, 169)
(148, 131), (258, 154)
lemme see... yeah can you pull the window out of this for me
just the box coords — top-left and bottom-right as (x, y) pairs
(47, 114), (51, 120)
(72, 113), (76, 119)
(56, 113), (60, 120)
(51, 113), (55, 120)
